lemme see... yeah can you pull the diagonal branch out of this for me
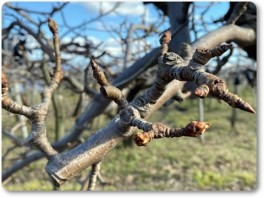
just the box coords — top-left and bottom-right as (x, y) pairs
(227, 2), (248, 24)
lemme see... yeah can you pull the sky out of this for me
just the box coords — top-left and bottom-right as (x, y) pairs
(2, 1), (229, 40)
(5, 2), (231, 70)
(1, 1), (244, 70)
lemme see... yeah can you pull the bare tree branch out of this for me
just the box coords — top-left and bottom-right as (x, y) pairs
(2, 18), (63, 160)
(2, 10), (256, 185)
(227, 2), (248, 24)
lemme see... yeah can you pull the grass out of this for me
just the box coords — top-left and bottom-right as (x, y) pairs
(2, 84), (257, 191)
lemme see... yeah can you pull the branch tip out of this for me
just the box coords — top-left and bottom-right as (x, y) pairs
(2, 73), (8, 89)
(239, 101), (256, 114)
(90, 59), (109, 86)
(195, 84), (209, 98)
(90, 58), (99, 70)
(48, 17), (58, 34)
(133, 132), (152, 146)
(193, 43), (233, 64)
(184, 121), (210, 137)
(159, 31), (171, 46)
(159, 31), (171, 55)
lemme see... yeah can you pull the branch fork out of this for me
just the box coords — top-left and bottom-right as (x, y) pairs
(2, 24), (255, 188)
(2, 18), (62, 163)
(90, 31), (211, 148)
(168, 43), (255, 114)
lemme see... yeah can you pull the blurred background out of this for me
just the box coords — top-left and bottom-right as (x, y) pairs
(1, 1), (257, 191)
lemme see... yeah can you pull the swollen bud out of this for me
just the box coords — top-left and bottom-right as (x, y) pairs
(48, 18), (58, 34)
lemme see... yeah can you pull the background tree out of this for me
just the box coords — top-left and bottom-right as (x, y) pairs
(2, 2), (257, 191)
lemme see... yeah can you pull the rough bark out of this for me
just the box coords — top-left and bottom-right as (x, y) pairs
(44, 31), (254, 187)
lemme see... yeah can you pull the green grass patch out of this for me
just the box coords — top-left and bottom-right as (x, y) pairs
(2, 84), (257, 191)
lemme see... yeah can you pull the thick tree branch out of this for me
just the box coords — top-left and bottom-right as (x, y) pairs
(192, 24), (255, 50)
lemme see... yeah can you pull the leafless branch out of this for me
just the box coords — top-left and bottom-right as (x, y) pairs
(2, 6), (256, 187)
(227, 2), (248, 24)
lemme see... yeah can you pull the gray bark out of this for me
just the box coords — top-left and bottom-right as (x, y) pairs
(2, 16), (256, 184)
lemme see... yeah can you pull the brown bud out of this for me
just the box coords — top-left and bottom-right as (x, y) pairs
(2, 73), (8, 89)
(235, 98), (256, 114)
(184, 121), (210, 137)
(208, 78), (255, 114)
(90, 58), (109, 86)
(192, 48), (211, 65)
(90, 58), (100, 72)
(48, 18), (58, 34)
(133, 132), (152, 146)
(159, 31), (171, 46)
(195, 84), (209, 98)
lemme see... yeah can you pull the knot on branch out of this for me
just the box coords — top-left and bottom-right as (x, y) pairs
(209, 78), (255, 114)
(91, 58), (129, 109)
(151, 122), (168, 136)
(119, 106), (139, 124)
(159, 52), (184, 66)
(169, 42), (255, 114)
(210, 43), (233, 57)
(208, 78), (227, 98)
